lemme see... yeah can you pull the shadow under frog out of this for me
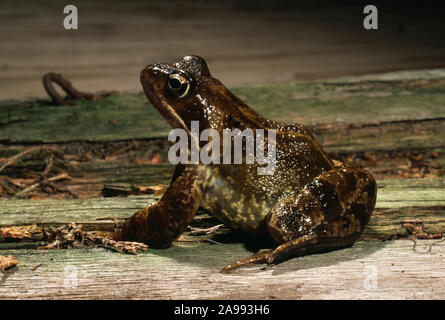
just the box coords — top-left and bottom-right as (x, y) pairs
(114, 55), (378, 273)
(146, 219), (387, 276)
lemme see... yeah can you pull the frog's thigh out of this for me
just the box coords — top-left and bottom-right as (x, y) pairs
(266, 165), (377, 263)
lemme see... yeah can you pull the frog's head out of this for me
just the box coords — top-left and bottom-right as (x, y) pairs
(141, 55), (243, 135)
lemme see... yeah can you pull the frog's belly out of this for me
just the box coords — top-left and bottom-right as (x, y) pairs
(201, 180), (275, 234)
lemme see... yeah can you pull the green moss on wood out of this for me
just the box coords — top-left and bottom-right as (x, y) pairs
(1, 69), (445, 143)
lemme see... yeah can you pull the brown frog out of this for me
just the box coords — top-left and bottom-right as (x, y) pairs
(115, 55), (377, 273)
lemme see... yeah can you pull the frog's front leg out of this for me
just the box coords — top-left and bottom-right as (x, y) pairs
(221, 162), (377, 273)
(114, 165), (203, 248)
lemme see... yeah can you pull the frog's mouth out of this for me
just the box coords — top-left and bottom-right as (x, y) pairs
(140, 65), (191, 136)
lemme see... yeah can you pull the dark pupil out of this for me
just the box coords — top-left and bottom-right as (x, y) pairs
(169, 77), (182, 90)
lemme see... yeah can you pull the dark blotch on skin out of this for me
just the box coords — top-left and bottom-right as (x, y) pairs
(350, 203), (368, 227)
(364, 177), (377, 200)
(343, 170), (358, 194)
(305, 179), (343, 221)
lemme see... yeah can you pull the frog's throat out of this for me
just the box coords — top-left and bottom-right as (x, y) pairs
(144, 88), (201, 151)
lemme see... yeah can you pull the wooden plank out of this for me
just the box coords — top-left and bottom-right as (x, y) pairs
(1, 178), (445, 241)
(313, 118), (445, 153)
(1, 70), (445, 144)
(1, 240), (444, 299)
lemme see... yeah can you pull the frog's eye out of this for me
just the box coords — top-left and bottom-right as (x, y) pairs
(167, 73), (191, 98)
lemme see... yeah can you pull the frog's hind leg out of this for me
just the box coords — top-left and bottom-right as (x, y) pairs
(266, 163), (377, 264)
(221, 163), (376, 273)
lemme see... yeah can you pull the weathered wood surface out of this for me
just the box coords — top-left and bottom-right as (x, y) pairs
(1, 177), (445, 299)
(1, 70), (445, 150)
(1, 240), (444, 299)
(1, 178), (445, 239)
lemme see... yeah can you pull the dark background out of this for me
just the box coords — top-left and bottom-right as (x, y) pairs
(1, 0), (444, 99)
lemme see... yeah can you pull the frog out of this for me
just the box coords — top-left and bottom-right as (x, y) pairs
(114, 55), (377, 273)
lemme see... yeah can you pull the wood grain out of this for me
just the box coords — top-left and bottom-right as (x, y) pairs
(1, 72), (445, 146)
(1, 178), (445, 239)
(1, 240), (444, 299)
(0, 177), (444, 299)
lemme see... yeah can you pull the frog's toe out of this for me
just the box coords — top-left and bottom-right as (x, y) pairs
(220, 249), (273, 273)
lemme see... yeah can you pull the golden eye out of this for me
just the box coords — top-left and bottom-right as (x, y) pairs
(167, 73), (190, 98)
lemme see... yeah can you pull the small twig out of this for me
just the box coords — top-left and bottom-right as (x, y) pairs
(410, 236), (445, 254)
(47, 172), (71, 182)
(0, 147), (51, 173)
(15, 172), (71, 197)
(43, 72), (118, 106)
(41, 154), (55, 178)
(16, 153), (56, 196)
(189, 224), (225, 236)
(205, 238), (223, 245)
(43, 72), (86, 106)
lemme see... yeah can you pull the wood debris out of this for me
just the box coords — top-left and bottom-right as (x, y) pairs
(0, 224), (44, 241)
(189, 224), (225, 236)
(401, 219), (443, 239)
(0, 255), (18, 273)
(0, 147), (73, 199)
(37, 222), (148, 254)
(102, 184), (168, 197)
